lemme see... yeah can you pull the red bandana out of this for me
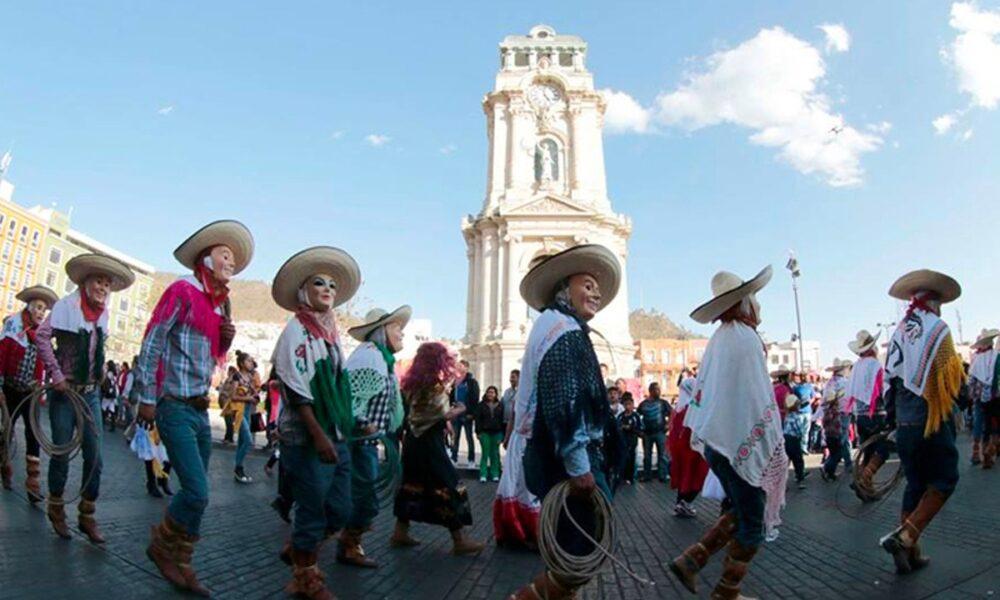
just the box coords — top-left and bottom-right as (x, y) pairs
(194, 262), (230, 310)
(79, 287), (104, 323)
(295, 306), (337, 345)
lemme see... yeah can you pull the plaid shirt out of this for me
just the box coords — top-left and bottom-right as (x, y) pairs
(347, 366), (396, 435)
(132, 297), (216, 406)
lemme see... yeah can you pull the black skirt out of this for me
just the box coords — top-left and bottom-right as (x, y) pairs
(393, 420), (472, 530)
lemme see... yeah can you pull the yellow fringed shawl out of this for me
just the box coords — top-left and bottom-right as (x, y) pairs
(922, 334), (964, 438)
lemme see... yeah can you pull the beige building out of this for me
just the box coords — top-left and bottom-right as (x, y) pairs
(0, 181), (48, 314)
(635, 338), (709, 397)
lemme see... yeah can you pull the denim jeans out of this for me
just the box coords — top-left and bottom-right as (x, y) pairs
(972, 403), (988, 441)
(704, 445), (765, 549)
(346, 442), (379, 530)
(48, 388), (102, 500)
(282, 440), (352, 552)
(642, 431), (668, 480)
(156, 398), (213, 536)
(450, 417), (475, 462)
(784, 434), (805, 481)
(896, 421), (959, 513)
(235, 405), (252, 469)
(556, 447), (611, 559)
(623, 436), (638, 483)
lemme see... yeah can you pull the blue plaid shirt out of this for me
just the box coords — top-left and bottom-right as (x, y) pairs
(132, 296), (216, 406)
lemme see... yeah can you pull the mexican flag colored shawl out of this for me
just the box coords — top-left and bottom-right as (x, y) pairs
(685, 320), (788, 529)
(272, 314), (353, 439)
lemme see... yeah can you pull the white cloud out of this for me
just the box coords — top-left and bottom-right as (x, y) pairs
(962, 128), (975, 140)
(818, 23), (851, 53)
(364, 134), (391, 147)
(933, 113), (957, 134)
(653, 27), (882, 187)
(156, 105), (174, 116)
(330, 130), (344, 140)
(439, 143), (458, 155)
(944, 2), (1000, 109)
(867, 120), (893, 134)
(601, 89), (651, 134)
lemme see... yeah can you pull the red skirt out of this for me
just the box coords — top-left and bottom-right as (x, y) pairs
(668, 407), (710, 495)
(493, 496), (540, 546)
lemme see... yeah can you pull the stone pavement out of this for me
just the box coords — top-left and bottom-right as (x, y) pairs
(0, 421), (997, 600)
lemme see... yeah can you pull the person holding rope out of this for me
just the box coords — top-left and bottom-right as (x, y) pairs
(670, 266), (788, 600)
(968, 328), (999, 469)
(879, 269), (966, 575)
(35, 253), (134, 543)
(338, 305), (409, 569)
(0, 284), (58, 503)
(846, 329), (889, 499)
(135, 220), (252, 597)
(271, 246), (360, 599)
(508, 244), (621, 600)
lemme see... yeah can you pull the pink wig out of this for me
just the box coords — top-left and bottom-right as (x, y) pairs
(401, 342), (457, 396)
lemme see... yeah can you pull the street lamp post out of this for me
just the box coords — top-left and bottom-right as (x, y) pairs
(786, 252), (804, 372)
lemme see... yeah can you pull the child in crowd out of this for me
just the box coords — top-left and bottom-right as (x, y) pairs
(617, 396), (642, 485)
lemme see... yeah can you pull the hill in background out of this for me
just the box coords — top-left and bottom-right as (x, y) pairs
(629, 308), (701, 340)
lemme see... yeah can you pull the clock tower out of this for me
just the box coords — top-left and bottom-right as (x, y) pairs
(461, 25), (635, 389)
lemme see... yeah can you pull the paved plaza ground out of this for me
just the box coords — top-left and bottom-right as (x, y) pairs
(0, 421), (997, 600)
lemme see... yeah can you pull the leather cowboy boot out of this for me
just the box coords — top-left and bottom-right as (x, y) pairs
(174, 530), (211, 597)
(450, 527), (486, 556)
(983, 437), (996, 469)
(898, 512), (930, 572)
(670, 511), (738, 593)
(25, 456), (44, 503)
(47, 494), (72, 540)
(880, 487), (948, 574)
(710, 540), (759, 600)
(971, 439), (981, 465)
(285, 547), (335, 600)
(78, 498), (106, 544)
(507, 571), (578, 600)
(147, 513), (186, 588)
(336, 528), (378, 568)
(389, 520), (421, 548)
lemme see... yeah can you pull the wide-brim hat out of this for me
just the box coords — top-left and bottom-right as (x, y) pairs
(348, 305), (412, 341)
(972, 328), (1000, 349)
(15, 285), (59, 308)
(770, 365), (792, 378)
(65, 253), (135, 292)
(848, 329), (881, 355)
(690, 265), (772, 325)
(271, 246), (361, 312)
(174, 220), (255, 275)
(519, 244), (621, 312)
(826, 358), (852, 372)
(889, 269), (961, 303)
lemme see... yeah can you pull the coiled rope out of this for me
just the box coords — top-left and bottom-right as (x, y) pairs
(835, 430), (902, 519)
(538, 480), (654, 587)
(350, 432), (401, 510)
(24, 385), (98, 504)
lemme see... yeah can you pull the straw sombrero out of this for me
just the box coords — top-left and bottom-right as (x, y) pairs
(174, 220), (255, 275)
(770, 365), (792, 379)
(348, 305), (412, 341)
(519, 244), (621, 312)
(690, 266), (772, 325)
(16, 285), (58, 308)
(972, 328), (1000, 350)
(271, 246), (361, 312)
(888, 269), (961, 303)
(825, 358), (852, 372)
(65, 253), (135, 292)
(848, 329), (881, 356)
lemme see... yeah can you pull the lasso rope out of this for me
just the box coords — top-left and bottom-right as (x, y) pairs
(835, 430), (902, 519)
(24, 385), (99, 505)
(350, 432), (401, 510)
(538, 480), (654, 587)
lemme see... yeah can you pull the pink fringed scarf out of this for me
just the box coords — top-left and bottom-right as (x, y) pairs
(295, 305), (338, 346)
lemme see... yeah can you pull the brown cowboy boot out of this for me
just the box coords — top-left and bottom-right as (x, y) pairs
(174, 531), (211, 597)
(336, 528), (378, 568)
(507, 571), (578, 600)
(450, 527), (486, 556)
(285, 547), (335, 600)
(25, 456), (44, 503)
(146, 513), (187, 588)
(279, 538), (293, 565)
(389, 520), (421, 548)
(983, 438), (996, 469)
(77, 498), (106, 544)
(47, 495), (72, 540)
(710, 540), (759, 600)
(669, 511), (738, 594)
(880, 487), (948, 574)
(971, 439), (982, 465)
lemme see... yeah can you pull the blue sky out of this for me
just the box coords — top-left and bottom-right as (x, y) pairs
(2, 1), (999, 362)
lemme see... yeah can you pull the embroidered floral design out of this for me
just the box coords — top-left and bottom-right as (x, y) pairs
(733, 405), (775, 467)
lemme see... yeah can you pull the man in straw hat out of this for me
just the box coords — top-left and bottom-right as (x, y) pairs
(508, 244), (621, 600)
(0, 284), (58, 503)
(820, 358), (853, 481)
(878, 269), (966, 574)
(270, 246), (360, 599)
(669, 266), (788, 600)
(337, 305), (409, 568)
(135, 220), (253, 596)
(845, 330), (889, 498)
(968, 328), (999, 469)
(35, 253), (135, 543)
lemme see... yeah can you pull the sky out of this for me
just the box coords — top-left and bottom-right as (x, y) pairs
(2, 1), (999, 364)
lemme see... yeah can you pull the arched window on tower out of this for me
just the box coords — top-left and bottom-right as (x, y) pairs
(534, 138), (560, 184)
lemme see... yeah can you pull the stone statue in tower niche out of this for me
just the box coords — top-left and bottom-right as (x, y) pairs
(534, 139), (559, 184)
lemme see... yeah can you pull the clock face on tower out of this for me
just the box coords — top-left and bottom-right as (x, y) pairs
(527, 83), (563, 110)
